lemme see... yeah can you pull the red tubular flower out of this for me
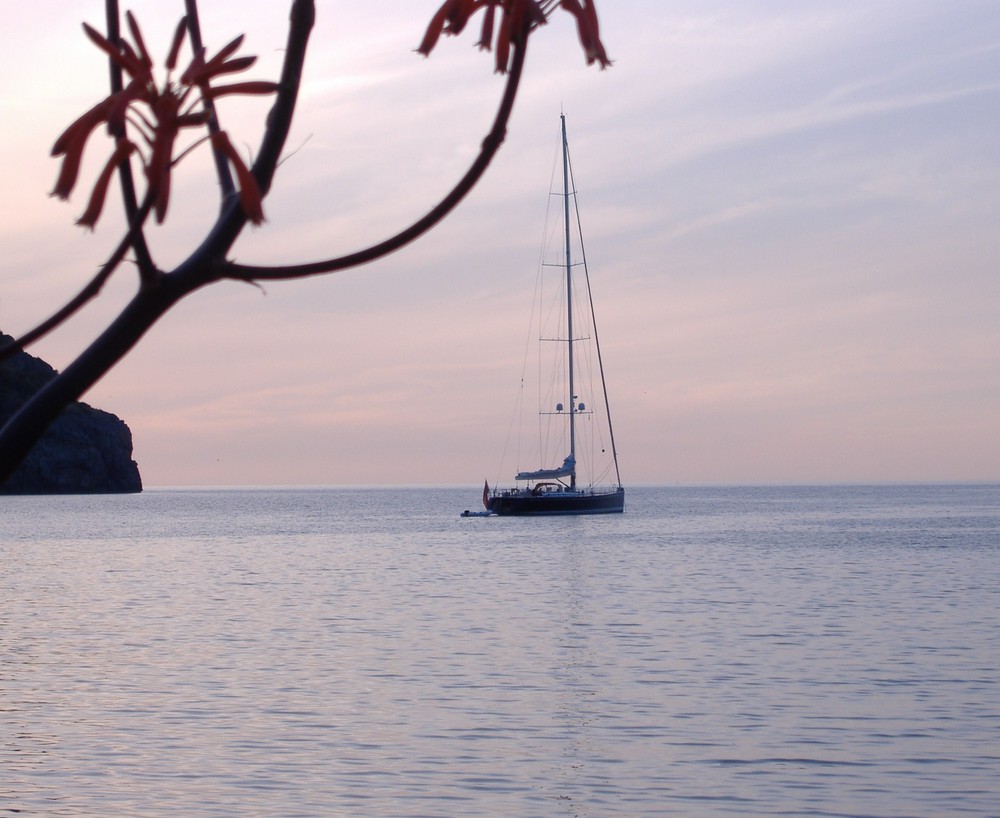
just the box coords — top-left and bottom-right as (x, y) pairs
(203, 81), (281, 101)
(165, 17), (189, 71)
(495, 2), (547, 72)
(476, 4), (496, 50)
(417, 0), (478, 56)
(124, 11), (154, 72)
(418, 0), (610, 72)
(145, 94), (181, 222)
(51, 98), (116, 199)
(558, 0), (611, 68)
(77, 140), (137, 229)
(51, 13), (278, 229)
(82, 22), (148, 79)
(211, 131), (265, 225)
(181, 34), (251, 86)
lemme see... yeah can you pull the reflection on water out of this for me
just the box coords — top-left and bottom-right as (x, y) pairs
(2, 485), (999, 816)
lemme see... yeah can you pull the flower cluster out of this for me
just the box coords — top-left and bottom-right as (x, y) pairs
(51, 12), (279, 228)
(418, 0), (610, 73)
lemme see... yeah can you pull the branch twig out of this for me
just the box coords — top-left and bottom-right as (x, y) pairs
(0, 1), (317, 486)
(0, 194), (156, 362)
(223, 33), (528, 282)
(184, 0), (238, 205)
(105, 0), (156, 279)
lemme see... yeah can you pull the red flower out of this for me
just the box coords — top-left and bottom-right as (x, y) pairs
(418, 0), (610, 73)
(558, 0), (611, 68)
(210, 131), (266, 226)
(51, 12), (279, 227)
(51, 98), (117, 201)
(76, 140), (137, 230)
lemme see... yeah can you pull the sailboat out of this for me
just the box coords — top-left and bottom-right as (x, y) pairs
(477, 114), (625, 516)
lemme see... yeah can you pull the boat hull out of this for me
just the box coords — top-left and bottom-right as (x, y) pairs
(488, 486), (625, 516)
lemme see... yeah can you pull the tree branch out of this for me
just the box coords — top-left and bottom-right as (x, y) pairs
(185, 0), (238, 205)
(250, 0), (315, 198)
(0, 194), (156, 362)
(0, 0), (544, 489)
(222, 33), (528, 282)
(0, 0), (317, 487)
(105, 0), (156, 279)
(0, 277), (190, 485)
(168, 0), (316, 278)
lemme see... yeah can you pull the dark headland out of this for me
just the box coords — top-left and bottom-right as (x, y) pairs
(1, 332), (142, 494)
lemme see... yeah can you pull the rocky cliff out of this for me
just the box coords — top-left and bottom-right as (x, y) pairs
(0, 333), (142, 494)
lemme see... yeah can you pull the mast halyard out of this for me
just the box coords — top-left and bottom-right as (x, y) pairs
(561, 113), (577, 491)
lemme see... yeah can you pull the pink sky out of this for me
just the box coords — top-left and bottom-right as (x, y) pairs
(2, 1), (999, 487)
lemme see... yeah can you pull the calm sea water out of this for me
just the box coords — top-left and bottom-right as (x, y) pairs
(2, 484), (999, 817)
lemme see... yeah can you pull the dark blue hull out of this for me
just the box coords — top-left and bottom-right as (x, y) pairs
(488, 486), (625, 516)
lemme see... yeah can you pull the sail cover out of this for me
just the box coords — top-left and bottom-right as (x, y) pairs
(516, 455), (575, 482)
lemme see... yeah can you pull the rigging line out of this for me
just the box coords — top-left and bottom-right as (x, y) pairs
(566, 137), (623, 489)
(502, 139), (561, 482)
(535, 134), (571, 472)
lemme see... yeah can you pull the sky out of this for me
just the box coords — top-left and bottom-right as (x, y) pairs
(1, 0), (999, 488)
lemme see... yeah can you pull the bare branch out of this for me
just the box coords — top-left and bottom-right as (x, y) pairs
(168, 0), (315, 273)
(222, 34), (528, 283)
(105, 0), (156, 278)
(0, 194), (156, 362)
(1, 0), (571, 491)
(0, 1), (320, 489)
(249, 0), (315, 197)
(0, 277), (188, 485)
(184, 0), (238, 204)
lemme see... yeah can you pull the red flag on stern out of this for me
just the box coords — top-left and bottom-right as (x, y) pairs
(482, 480), (490, 509)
